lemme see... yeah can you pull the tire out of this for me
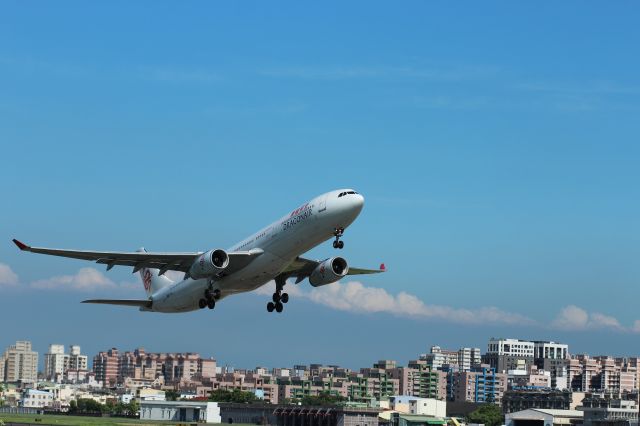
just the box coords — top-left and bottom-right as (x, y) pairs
(275, 302), (283, 313)
(207, 299), (216, 309)
(272, 293), (280, 303)
(338, 241), (344, 249)
(333, 241), (338, 248)
(267, 302), (275, 312)
(281, 293), (289, 304)
(198, 299), (207, 309)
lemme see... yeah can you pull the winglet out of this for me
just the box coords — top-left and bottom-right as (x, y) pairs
(380, 263), (386, 271)
(12, 239), (30, 251)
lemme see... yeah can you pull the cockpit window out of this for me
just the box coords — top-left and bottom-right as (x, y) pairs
(339, 191), (358, 197)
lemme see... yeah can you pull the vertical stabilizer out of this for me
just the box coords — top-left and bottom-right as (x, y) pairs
(136, 248), (174, 297)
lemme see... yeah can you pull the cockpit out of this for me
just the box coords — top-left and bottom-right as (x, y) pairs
(338, 191), (359, 197)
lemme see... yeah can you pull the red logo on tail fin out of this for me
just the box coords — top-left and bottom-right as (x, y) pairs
(143, 270), (152, 292)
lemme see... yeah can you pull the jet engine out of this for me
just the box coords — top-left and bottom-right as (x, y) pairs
(309, 257), (349, 287)
(189, 249), (229, 279)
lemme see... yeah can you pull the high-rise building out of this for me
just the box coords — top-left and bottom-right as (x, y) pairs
(0, 340), (38, 383)
(68, 345), (88, 371)
(484, 338), (535, 373)
(533, 341), (569, 389)
(422, 346), (481, 372)
(449, 367), (508, 405)
(93, 348), (120, 387)
(458, 347), (482, 372)
(43, 344), (67, 381)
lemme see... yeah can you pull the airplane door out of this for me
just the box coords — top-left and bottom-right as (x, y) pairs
(318, 195), (327, 213)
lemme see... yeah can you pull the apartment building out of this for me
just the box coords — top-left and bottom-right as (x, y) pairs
(0, 340), (38, 383)
(44, 344), (66, 381)
(484, 338), (535, 373)
(449, 367), (507, 405)
(92, 347), (217, 387)
(421, 346), (481, 372)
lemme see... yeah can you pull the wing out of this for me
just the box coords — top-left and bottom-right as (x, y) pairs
(282, 256), (386, 283)
(12, 239), (263, 276)
(82, 299), (152, 308)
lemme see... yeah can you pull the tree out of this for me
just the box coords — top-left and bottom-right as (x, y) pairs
(466, 404), (504, 426)
(165, 390), (180, 401)
(299, 392), (346, 407)
(208, 389), (258, 403)
(127, 399), (140, 416)
(71, 398), (105, 414)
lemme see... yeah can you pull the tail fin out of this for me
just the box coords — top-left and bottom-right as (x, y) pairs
(137, 248), (174, 297)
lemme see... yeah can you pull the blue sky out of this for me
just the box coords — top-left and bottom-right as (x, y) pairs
(0, 2), (639, 369)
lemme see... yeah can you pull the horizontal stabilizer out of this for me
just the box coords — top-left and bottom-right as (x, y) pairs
(82, 299), (152, 308)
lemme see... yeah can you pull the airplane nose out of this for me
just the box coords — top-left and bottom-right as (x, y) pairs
(352, 193), (364, 214)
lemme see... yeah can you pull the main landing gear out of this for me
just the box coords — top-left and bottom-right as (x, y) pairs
(267, 276), (289, 313)
(332, 227), (345, 249)
(199, 288), (220, 310)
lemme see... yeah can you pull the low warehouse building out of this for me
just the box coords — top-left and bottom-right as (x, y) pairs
(140, 400), (221, 423)
(506, 408), (583, 426)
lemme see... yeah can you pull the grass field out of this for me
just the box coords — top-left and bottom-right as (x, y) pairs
(0, 413), (254, 426)
(0, 412), (178, 425)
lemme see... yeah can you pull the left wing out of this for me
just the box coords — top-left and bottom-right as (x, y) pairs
(282, 256), (386, 283)
(82, 299), (152, 308)
(12, 239), (262, 276)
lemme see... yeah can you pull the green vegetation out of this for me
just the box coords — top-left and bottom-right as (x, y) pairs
(208, 388), (258, 403)
(68, 399), (138, 417)
(465, 403), (504, 426)
(0, 412), (167, 426)
(289, 391), (346, 406)
(164, 390), (180, 401)
(0, 412), (259, 426)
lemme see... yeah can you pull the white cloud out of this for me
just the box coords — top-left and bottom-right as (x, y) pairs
(590, 313), (623, 330)
(553, 305), (628, 332)
(632, 320), (640, 333)
(0, 263), (19, 287)
(258, 280), (534, 326)
(31, 267), (118, 292)
(552, 305), (590, 330)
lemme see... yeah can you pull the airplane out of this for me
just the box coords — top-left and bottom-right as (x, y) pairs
(12, 189), (385, 314)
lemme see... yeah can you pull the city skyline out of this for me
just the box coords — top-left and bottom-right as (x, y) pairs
(1, 2), (639, 365)
(6, 333), (640, 375)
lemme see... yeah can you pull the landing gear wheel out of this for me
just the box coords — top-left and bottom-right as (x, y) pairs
(281, 293), (289, 304)
(272, 293), (281, 303)
(207, 299), (216, 310)
(198, 299), (207, 309)
(275, 302), (284, 313)
(204, 289), (213, 299)
(333, 227), (345, 249)
(267, 302), (275, 312)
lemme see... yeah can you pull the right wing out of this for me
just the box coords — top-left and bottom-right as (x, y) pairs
(282, 256), (386, 283)
(82, 299), (152, 308)
(12, 239), (262, 276)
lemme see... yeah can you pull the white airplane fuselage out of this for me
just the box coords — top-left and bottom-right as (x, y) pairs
(149, 189), (364, 313)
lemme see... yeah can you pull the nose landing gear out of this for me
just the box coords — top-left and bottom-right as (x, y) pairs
(267, 276), (288, 313)
(332, 227), (345, 249)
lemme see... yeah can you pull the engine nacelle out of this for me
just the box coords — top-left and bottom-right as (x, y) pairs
(309, 257), (349, 287)
(189, 249), (229, 279)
